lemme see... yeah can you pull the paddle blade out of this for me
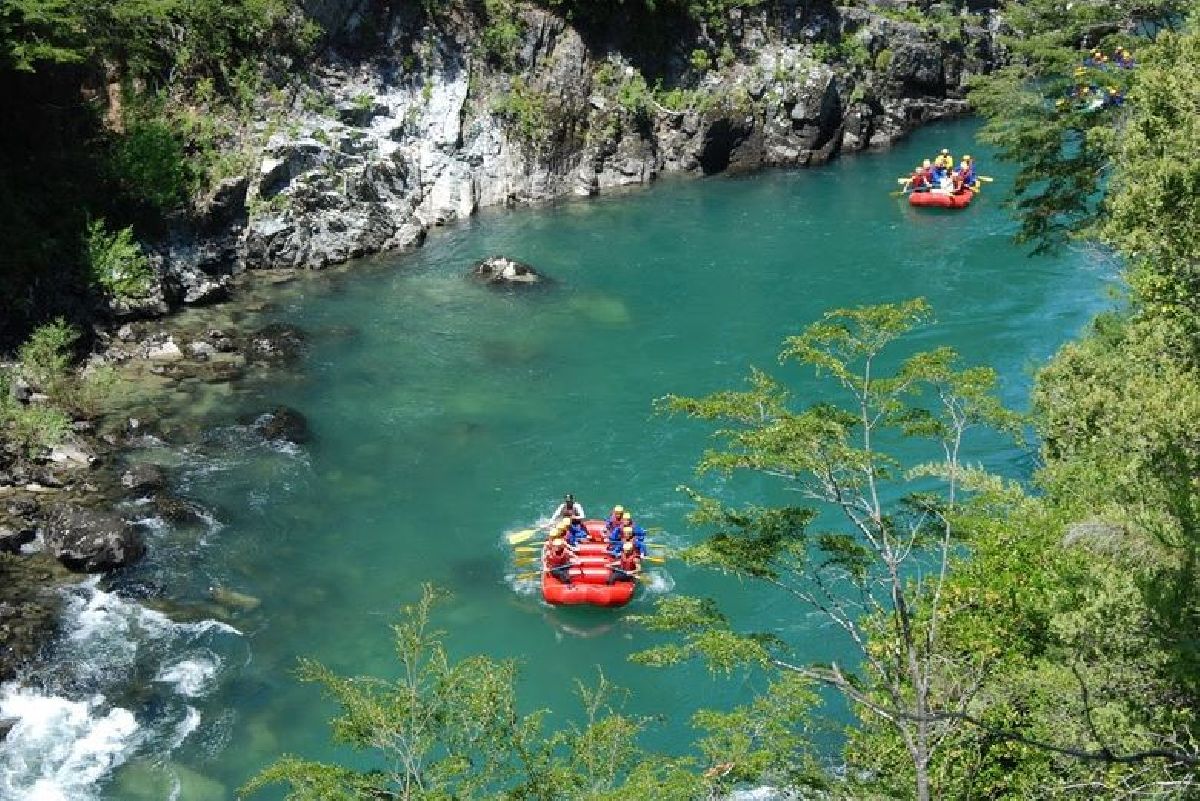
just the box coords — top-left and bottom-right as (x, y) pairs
(506, 527), (540, 545)
(977, 175), (994, 182)
(643, 555), (666, 564)
(513, 545), (544, 553)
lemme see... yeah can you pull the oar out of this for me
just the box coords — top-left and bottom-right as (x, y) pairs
(514, 563), (582, 581)
(506, 525), (550, 545)
(976, 175), (994, 182)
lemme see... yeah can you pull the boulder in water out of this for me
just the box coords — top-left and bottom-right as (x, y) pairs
(471, 256), (545, 286)
(150, 494), (206, 526)
(44, 504), (145, 572)
(249, 405), (310, 444)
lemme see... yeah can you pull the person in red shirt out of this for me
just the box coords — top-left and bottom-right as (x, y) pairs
(544, 537), (577, 584)
(905, 165), (929, 193)
(606, 541), (642, 585)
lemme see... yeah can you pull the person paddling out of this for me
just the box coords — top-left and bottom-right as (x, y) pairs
(605, 505), (626, 534)
(606, 541), (642, 585)
(609, 525), (647, 557)
(608, 512), (647, 548)
(903, 165), (930, 193)
(958, 155), (976, 189)
(565, 514), (589, 546)
(551, 493), (584, 522)
(544, 536), (577, 584)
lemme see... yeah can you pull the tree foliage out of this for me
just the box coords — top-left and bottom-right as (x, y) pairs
(243, 584), (824, 800)
(969, 0), (1189, 252)
(648, 299), (1027, 801)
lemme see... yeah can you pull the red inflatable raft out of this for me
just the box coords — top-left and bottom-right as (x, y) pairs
(908, 188), (974, 209)
(542, 519), (636, 607)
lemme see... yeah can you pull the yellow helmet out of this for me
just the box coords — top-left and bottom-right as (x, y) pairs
(622, 541), (635, 552)
(551, 537), (566, 549)
(621, 512), (632, 521)
(963, 155), (972, 161)
(622, 525), (634, 536)
(939, 148), (949, 155)
(613, 505), (624, 514)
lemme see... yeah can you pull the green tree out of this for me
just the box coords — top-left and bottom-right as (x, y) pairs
(968, 0), (1188, 252)
(243, 584), (822, 800)
(645, 299), (1021, 801)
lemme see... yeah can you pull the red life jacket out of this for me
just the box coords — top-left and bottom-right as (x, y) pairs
(911, 171), (927, 188)
(546, 549), (571, 568)
(951, 171), (964, 191)
(617, 552), (640, 572)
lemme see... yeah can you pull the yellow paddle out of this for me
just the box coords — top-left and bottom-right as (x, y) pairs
(506, 525), (550, 545)
(977, 175), (994, 182)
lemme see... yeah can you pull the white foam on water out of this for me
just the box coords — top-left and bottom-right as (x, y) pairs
(169, 706), (202, 750)
(155, 652), (220, 697)
(0, 580), (243, 799)
(642, 569), (675, 594)
(0, 689), (140, 801)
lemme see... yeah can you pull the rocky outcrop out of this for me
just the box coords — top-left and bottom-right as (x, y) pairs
(139, 1), (1003, 302)
(44, 505), (145, 573)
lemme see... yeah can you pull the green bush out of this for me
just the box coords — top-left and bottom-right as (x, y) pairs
(689, 48), (712, 72)
(110, 117), (190, 212)
(18, 319), (78, 395)
(85, 220), (153, 300)
(5, 403), (70, 458)
(492, 78), (549, 143)
(874, 47), (894, 72)
(481, 0), (524, 69)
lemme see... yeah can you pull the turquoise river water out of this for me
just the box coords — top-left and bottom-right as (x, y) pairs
(0, 120), (1118, 800)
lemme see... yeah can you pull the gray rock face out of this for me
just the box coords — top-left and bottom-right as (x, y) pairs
(44, 505), (145, 572)
(148, 4), (1001, 278)
(472, 256), (545, 286)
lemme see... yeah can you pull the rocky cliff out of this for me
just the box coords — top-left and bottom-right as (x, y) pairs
(148, 0), (1002, 308)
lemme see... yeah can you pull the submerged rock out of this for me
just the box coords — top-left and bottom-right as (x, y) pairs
(210, 586), (261, 612)
(249, 405), (310, 444)
(149, 494), (207, 526)
(244, 323), (308, 364)
(472, 256), (545, 286)
(44, 504), (145, 572)
(0, 552), (71, 681)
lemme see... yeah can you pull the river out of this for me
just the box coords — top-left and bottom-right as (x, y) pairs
(0, 120), (1117, 800)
